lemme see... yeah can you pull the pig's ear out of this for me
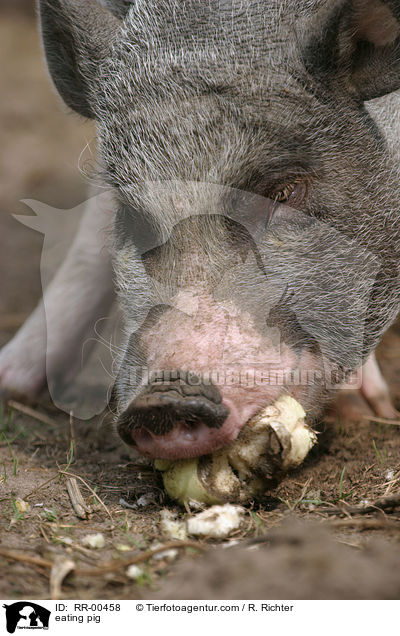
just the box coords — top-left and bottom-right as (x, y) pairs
(38, 0), (121, 118)
(303, 0), (400, 101)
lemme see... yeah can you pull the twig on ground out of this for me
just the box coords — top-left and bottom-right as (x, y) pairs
(336, 539), (362, 549)
(381, 470), (400, 496)
(66, 477), (91, 520)
(39, 524), (50, 544)
(23, 475), (59, 500)
(50, 557), (75, 600)
(32, 566), (49, 579)
(69, 411), (76, 460)
(58, 470), (113, 522)
(0, 541), (205, 579)
(0, 549), (52, 569)
(7, 401), (56, 428)
(294, 478), (313, 510)
(75, 540), (205, 576)
(320, 494), (400, 516)
(329, 518), (400, 531)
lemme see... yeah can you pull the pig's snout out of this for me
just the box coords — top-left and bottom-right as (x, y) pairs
(117, 371), (230, 459)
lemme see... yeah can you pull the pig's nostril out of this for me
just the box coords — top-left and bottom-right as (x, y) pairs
(116, 376), (229, 445)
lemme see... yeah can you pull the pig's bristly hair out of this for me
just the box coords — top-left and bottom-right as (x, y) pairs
(38, 0), (400, 420)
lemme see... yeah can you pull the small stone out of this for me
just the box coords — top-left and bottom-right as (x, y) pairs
(151, 542), (179, 562)
(160, 509), (188, 541)
(187, 504), (244, 539)
(82, 533), (105, 549)
(58, 536), (73, 546)
(126, 565), (144, 580)
(116, 544), (132, 552)
(136, 495), (152, 507)
(15, 499), (30, 513)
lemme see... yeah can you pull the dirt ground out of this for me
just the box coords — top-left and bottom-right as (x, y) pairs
(1, 7), (400, 601)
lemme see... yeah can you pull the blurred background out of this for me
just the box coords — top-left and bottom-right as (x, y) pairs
(0, 0), (94, 349)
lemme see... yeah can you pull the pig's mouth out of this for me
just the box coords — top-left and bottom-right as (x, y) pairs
(115, 362), (323, 459)
(116, 373), (256, 459)
(120, 412), (241, 459)
(117, 387), (230, 459)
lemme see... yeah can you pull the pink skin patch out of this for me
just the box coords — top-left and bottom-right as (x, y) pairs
(126, 291), (325, 459)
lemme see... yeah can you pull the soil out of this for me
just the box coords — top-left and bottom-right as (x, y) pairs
(1, 7), (400, 601)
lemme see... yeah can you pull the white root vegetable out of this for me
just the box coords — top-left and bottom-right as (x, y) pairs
(155, 395), (317, 505)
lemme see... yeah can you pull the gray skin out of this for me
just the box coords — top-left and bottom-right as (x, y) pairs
(2, 0), (400, 459)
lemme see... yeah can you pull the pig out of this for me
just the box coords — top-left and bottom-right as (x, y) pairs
(1, 0), (400, 460)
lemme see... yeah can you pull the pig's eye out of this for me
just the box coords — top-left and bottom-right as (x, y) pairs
(270, 179), (308, 208)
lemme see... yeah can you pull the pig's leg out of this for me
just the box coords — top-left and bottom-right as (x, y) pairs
(328, 352), (398, 423)
(360, 352), (399, 419)
(0, 192), (115, 401)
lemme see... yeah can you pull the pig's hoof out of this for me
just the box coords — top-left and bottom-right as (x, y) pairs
(155, 396), (317, 505)
(365, 394), (400, 420)
(0, 344), (46, 404)
(334, 353), (400, 422)
(332, 389), (399, 423)
(360, 353), (399, 420)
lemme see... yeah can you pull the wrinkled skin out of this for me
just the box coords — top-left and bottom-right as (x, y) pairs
(1, 0), (400, 460)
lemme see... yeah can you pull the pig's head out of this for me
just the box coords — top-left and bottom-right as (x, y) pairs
(39, 0), (400, 458)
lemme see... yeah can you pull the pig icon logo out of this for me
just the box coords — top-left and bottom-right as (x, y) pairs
(15, 193), (119, 420)
(2, 602), (50, 634)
